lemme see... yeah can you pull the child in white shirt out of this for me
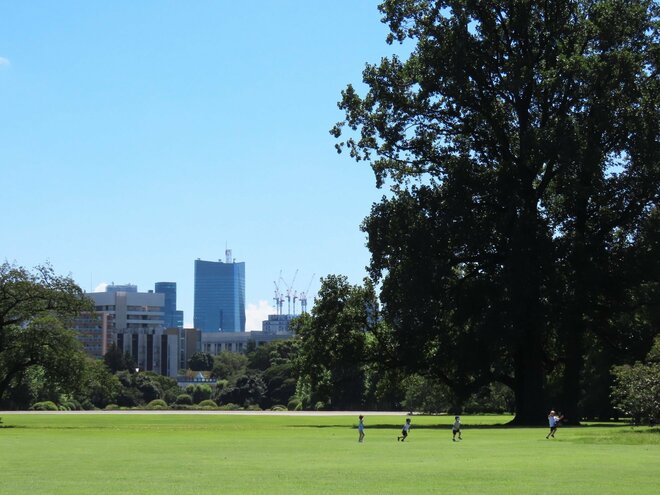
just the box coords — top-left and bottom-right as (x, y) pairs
(452, 415), (462, 441)
(398, 418), (412, 441)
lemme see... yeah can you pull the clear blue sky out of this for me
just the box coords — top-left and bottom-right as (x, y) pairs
(0, 1), (400, 329)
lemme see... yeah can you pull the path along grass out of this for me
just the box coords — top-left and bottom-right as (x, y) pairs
(0, 414), (658, 495)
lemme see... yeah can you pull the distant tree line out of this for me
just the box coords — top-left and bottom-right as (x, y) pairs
(0, 262), (657, 422)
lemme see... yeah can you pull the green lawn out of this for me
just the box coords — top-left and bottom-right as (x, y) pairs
(0, 413), (658, 495)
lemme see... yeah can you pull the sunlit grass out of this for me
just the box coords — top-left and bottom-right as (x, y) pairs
(0, 413), (658, 495)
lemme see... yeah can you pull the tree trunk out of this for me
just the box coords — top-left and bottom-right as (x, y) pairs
(561, 324), (583, 424)
(507, 200), (548, 425)
(510, 329), (547, 425)
(560, 162), (594, 425)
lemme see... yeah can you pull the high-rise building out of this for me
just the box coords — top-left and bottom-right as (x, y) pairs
(175, 310), (184, 329)
(194, 252), (246, 333)
(155, 282), (183, 329)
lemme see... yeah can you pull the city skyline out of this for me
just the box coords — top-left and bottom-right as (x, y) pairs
(0, 2), (405, 330)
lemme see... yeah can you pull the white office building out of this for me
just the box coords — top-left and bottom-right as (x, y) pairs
(85, 290), (179, 377)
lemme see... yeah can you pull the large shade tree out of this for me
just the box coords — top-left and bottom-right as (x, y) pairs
(333, 0), (658, 423)
(0, 263), (92, 404)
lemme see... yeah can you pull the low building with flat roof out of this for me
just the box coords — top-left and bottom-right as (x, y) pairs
(201, 331), (293, 355)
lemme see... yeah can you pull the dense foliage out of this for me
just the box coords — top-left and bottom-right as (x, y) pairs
(188, 352), (215, 371)
(0, 263), (92, 408)
(611, 337), (660, 424)
(332, 0), (659, 423)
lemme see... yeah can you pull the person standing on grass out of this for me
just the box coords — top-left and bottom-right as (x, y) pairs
(398, 417), (412, 441)
(546, 410), (562, 439)
(452, 416), (462, 441)
(358, 415), (365, 443)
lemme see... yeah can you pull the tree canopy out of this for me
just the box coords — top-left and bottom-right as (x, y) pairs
(0, 262), (92, 404)
(333, 0), (658, 424)
(292, 275), (379, 410)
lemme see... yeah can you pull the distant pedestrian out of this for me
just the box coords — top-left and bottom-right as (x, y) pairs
(398, 417), (412, 442)
(452, 416), (462, 441)
(546, 410), (562, 439)
(358, 415), (365, 443)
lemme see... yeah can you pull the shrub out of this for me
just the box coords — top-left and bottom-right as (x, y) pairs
(190, 384), (213, 404)
(175, 394), (193, 406)
(30, 401), (58, 411)
(287, 398), (301, 411)
(115, 387), (142, 408)
(271, 404), (287, 412)
(104, 404), (120, 410)
(80, 400), (97, 411)
(197, 399), (218, 409)
(611, 362), (660, 425)
(218, 403), (240, 410)
(64, 400), (82, 411)
(146, 399), (169, 410)
(171, 404), (193, 410)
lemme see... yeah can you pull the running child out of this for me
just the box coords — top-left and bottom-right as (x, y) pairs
(452, 415), (462, 441)
(546, 410), (562, 439)
(358, 415), (365, 443)
(398, 417), (412, 441)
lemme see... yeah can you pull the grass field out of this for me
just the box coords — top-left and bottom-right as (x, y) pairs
(0, 413), (658, 495)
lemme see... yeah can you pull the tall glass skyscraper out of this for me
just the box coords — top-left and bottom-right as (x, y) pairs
(155, 282), (182, 329)
(194, 256), (246, 332)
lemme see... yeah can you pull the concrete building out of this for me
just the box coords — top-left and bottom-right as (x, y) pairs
(194, 251), (246, 332)
(201, 331), (293, 355)
(177, 327), (202, 371)
(84, 290), (179, 376)
(262, 314), (295, 334)
(73, 312), (114, 359)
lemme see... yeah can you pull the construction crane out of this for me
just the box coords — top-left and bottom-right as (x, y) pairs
(279, 269), (298, 316)
(299, 273), (316, 314)
(273, 280), (284, 315)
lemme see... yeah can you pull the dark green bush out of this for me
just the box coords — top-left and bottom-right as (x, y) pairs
(197, 399), (217, 408)
(186, 384), (213, 404)
(146, 399), (169, 410)
(175, 394), (193, 405)
(30, 401), (58, 411)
